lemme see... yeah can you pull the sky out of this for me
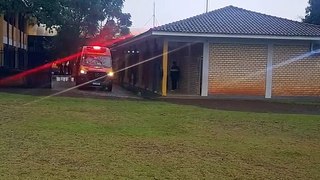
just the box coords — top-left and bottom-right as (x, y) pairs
(123, 0), (309, 34)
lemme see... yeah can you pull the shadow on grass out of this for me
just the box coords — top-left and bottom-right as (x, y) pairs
(159, 98), (320, 115)
(1, 88), (319, 115)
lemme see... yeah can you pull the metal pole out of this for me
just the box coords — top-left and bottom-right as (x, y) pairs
(153, 1), (156, 27)
(206, 0), (209, 13)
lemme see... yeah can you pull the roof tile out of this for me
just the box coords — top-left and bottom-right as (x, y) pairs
(153, 6), (320, 37)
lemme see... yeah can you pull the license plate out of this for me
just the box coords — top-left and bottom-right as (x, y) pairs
(93, 82), (101, 86)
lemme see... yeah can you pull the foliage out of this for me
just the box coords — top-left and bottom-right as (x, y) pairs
(304, 0), (320, 25)
(0, 0), (132, 57)
(0, 0), (29, 14)
(90, 13), (132, 46)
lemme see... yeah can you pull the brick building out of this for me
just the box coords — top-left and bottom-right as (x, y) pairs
(111, 6), (320, 98)
(0, 14), (28, 70)
(0, 10), (56, 87)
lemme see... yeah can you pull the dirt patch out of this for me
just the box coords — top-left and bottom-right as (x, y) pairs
(2, 88), (319, 115)
(160, 98), (320, 115)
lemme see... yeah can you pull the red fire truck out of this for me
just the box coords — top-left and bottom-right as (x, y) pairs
(75, 46), (114, 91)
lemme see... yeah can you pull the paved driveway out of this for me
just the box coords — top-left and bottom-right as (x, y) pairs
(71, 85), (139, 99)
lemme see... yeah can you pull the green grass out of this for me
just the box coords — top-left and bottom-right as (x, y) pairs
(0, 92), (319, 179)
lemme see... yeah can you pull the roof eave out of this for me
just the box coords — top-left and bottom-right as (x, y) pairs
(152, 31), (320, 41)
(111, 30), (153, 49)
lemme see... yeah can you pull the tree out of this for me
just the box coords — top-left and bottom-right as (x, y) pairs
(0, 0), (132, 57)
(90, 13), (132, 46)
(304, 0), (320, 25)
(0, 0), (29, 14)
(117, 13), (132, 36)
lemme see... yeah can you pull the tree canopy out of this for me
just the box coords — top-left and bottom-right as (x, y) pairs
(304, 0), (320, 25)
(1, 0), (131, 35)
(0, 0), (132, 57)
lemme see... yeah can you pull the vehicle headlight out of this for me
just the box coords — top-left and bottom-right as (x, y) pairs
(80, 69), (87, 74)
(107, 72), (114, 77)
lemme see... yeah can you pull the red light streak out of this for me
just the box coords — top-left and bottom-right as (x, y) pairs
(0, 34), (135, 86)
(0, 53), (81, 86)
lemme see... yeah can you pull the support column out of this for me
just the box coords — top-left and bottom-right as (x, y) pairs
(9, 24), (12, 46)
(0, 15), (4, 66)
(14, 15), (19, 69)
(24, 31), (28, 68)
(201, 42), (209, 96)
(265, 44), (274, 99)
(24, 17), (28, 50)
(124, 52), (130, 84)
(137, 49), (143, 87)
(162, 39), (168, 96)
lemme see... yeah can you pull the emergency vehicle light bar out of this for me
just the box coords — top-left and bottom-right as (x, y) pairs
(93, 46), (101, 50)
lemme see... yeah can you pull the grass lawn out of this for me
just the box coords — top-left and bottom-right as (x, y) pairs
(0, 92), (319, 179)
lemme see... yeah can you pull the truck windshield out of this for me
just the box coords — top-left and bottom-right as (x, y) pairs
(81, 55), (112, 68)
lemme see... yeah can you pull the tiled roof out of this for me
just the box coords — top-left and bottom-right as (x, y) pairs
(153, 6), (320, 37)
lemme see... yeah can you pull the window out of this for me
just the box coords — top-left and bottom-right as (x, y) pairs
(311, 43), (320, 53)
(4, 14), (9, 22)
(18, 14), (25, 32)
(81, 55), (112, 68)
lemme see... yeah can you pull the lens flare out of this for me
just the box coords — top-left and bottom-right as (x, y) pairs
(0, 34), (135, 87)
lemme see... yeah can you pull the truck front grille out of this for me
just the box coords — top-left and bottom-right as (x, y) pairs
(87, 72), (106, 80)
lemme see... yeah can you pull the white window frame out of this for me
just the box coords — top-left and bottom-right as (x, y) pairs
(311, 43), (320, 53)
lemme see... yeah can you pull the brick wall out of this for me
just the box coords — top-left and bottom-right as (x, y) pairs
(273, 45), (320, 97)
(208, 43), (268, 96)
(173, 56), (187, 93)
(174, 56), (201, 95)
(188, 56), (201, 95)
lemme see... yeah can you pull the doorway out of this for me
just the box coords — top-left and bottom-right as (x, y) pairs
(167, 42), (203, 96)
